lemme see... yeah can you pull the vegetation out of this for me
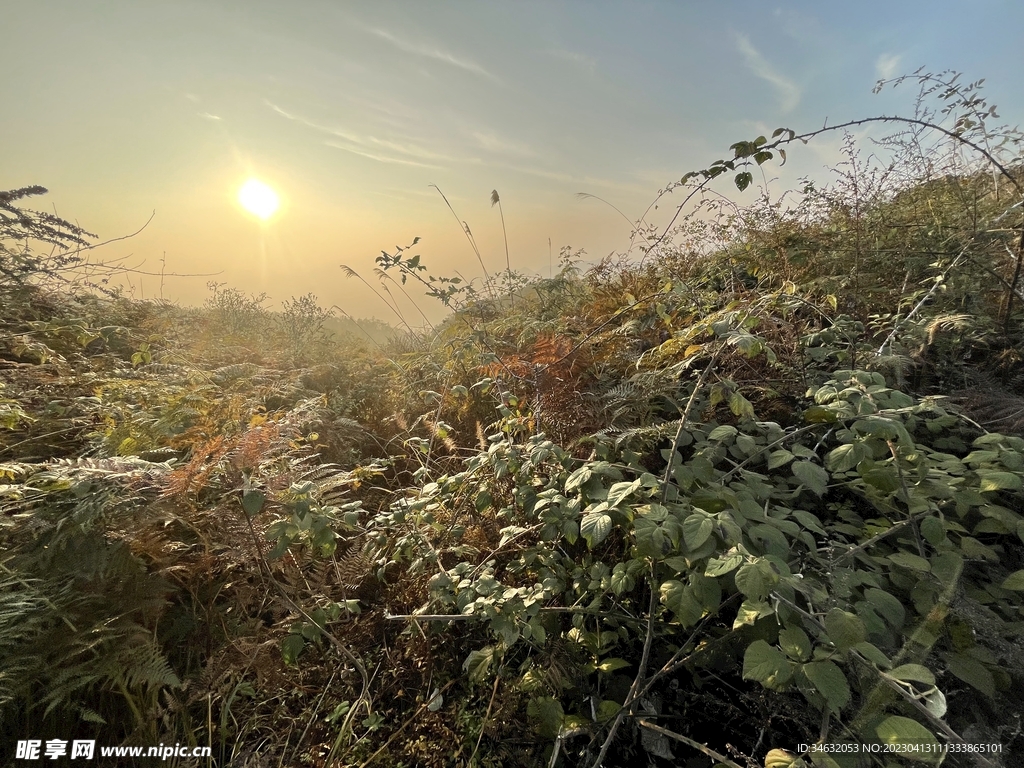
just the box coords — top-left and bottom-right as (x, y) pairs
(2, 70), (1023, 767)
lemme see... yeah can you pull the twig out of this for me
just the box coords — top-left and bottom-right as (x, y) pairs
(591, 563), (658, 768)
(355, 679), (458, 768)
(636, 719), (745, 768)
(468, 675), (501, 766)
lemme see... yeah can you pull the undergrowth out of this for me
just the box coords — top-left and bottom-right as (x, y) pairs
(2, 69), (1023, 768)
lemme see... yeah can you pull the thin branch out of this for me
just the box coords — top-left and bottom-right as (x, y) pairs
(636, 719), (745, 768)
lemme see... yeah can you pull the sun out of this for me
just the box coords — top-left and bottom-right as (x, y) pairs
(238, 178), (280, 220)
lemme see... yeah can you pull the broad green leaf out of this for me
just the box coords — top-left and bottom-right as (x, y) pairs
(463, 646), (495, 682)
(733, 599), (773, 628)
(826, 443), (863, 472)
(802, 660), (850, 712)
(887, 552), (931, 573)
(690, 572), (722, 612)
(874, 716), (940, 760)
(748, 523), (791, 558)
(242, 489), (266, 517)
(705, 551), (744, 577)
(778, 625), (811, 661)
(729, 390), (756, 418)
(976, 470), (1022, 492)
(791, 509), (825, 534)
(945, 654), (995, 698)
(526, 696), (564, 737)
(1001, 569), (1024, 590)
(864, 589), (905, 630)
(607, 478), (641, 507)
(889, 664), (935, 686)
(823, 609), (866, 652)
(595, 699), (621, 723)
(792, 461), (829, 496)
(580, 509), (612, 547)
(281, 634), (304, 666)
(708, 424), (738, 441)
(735, 559), (777, 601)
(767, 449), (795, 469)
(919, 516), (945, 546)
(610, 563), (636, 595)
(683, 513), (714, 549)
(853, 642), (891, 668)
(660, 579), (703, 626)
(596, 657), (630, 674)
(742, 639), (793, 688)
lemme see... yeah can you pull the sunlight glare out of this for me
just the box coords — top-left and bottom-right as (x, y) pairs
(238, 178), (280, 220)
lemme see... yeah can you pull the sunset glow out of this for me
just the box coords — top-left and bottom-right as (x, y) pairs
(238, 179), (279, 220)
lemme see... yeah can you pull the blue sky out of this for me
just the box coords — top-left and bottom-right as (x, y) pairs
(3, 1), (1022, 320)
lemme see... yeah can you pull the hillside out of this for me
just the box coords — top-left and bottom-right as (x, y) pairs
(2, 72), (1023, 768)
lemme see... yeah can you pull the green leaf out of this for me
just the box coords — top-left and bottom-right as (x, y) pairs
(802, 660), (850, 713)
(661, 579), (703, 626)
(874, 716), (940, 760)
(976, 470), (1022, 492)
(767, 449), (795, 469)
(742, 640), (793, 688)
(826, 443), (864, 472)
(733, 599), (773, 628)
(889, 664), (935, 686)
(735, 171), (754, 192)
(729, 390), (756, 418)
(792, 461), (829, 496)
(463, 646), (496, 683)
(823, 609), (866, 652)
(705, 551), (744, 577)
(887, 552), (931, 573)
(281, 634), (304, 666)
(735, 559), (776, 601)
(853, 642), (891, 668)
(778, 625), (811, 661)
(607, 478), (641, 507)
(864, 588), (905, 628)
(919, 516), (945, 546)
(580, 509), (613, 547)
(1001, 569), (1024, 590)
(683, 513), (714, 549)
(610, 563), (636, 595)
(526, 696), (564, 738)
(595, 699), (621, 723)
(597, 657), (631, 674)
(708, 424), (738, 441)
(242, 489), (266, 517)
(945, 654), (995, 698)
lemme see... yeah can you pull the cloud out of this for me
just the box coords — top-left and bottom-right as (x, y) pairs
(470, 131), (536, 158)
(735, 33), (801, 113)
(875, 53), (903, 80)
(267, 100), (458, 163)
(548, 48), (597, 70)
(198, 112), (221, 121)
(324, 142), (441, 169)
(365, 26), (499, 82)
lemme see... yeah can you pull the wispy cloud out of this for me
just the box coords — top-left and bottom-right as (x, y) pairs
(267, 100), (458, 164)
(366, 26), (499, 82)
(875, 53), (903, 80)
(324, 141), (441, 169)
(548, 48), (597, 71)
(198, 112), (221, 121)
(470, 131), (536, 158)
(735, 33), (801, 113)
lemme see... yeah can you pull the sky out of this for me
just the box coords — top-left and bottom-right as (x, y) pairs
(3, 0), (1023, 323)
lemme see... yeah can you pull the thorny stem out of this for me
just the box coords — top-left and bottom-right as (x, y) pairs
(591, 562), (659, 768)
